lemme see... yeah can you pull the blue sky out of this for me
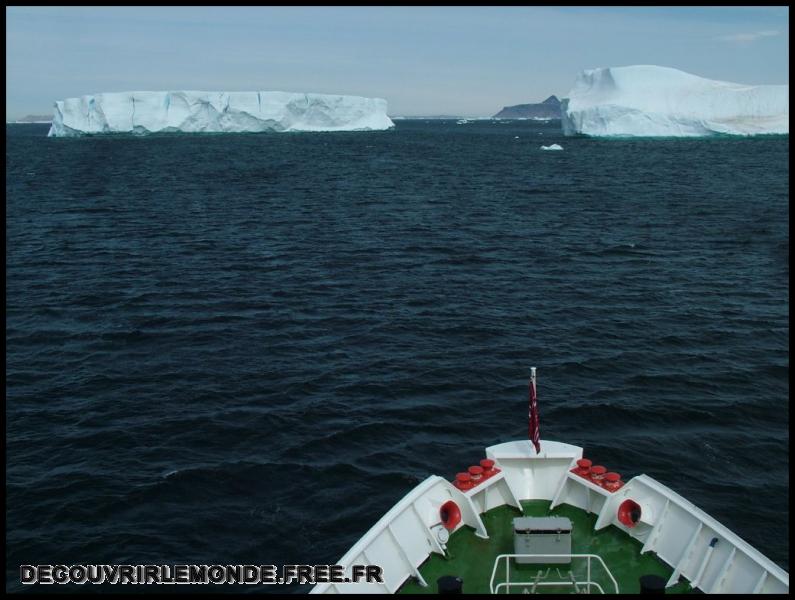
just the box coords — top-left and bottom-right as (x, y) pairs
(5, 6), (790, 119)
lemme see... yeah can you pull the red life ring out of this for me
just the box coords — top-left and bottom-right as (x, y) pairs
(440, 500), (462, 530)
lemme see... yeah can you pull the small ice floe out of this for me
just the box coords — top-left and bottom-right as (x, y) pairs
(514, 136), (519, 139)
(456, 119), (469, 124)
(540, 144), (564, 151)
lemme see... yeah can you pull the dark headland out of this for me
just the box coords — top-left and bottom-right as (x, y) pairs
(492, 95), (562, 119)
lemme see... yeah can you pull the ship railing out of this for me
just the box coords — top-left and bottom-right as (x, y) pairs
(489, 553), (619, 594)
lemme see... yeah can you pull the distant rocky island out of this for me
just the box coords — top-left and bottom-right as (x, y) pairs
(492, 96), (562, 119)
(391, 115), (467, 120)
(13, 114), (52, 123)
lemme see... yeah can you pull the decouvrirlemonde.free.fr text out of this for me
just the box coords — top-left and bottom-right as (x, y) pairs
(20, 564), (384, 585)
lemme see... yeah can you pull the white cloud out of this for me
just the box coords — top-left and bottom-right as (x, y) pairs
(717, 30), (781, 43)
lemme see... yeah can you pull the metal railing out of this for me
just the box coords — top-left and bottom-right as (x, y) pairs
(489, 554), (620, 594)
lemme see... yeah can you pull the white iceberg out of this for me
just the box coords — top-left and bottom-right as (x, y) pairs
(561, 65), (788, 137)
(540, 144), (563, 151)
(47, 91), (394, 137)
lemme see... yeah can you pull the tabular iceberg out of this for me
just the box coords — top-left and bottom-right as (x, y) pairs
(48, 91), (394, 137)
(561, 65), (788, 137)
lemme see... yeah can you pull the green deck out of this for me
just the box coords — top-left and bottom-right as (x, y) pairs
(398, 500), (695, 594)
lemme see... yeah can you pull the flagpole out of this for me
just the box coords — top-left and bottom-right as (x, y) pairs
(531, 367), (536, 453)
(529, 367), (541, 455)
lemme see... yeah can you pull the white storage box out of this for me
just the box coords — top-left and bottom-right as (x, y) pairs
(513, 517), (572, 564)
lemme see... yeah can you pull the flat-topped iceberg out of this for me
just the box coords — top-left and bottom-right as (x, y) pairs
(561, 65), (788, 137)
(48, 91), (394, 137)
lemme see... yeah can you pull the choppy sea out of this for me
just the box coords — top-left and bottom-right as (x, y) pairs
(6, 120), (789, 592)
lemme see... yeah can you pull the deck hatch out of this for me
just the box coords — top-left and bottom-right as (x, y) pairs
(513, 517), (572, 534)
(516, 528), (573, 535)
(514, 517), (573, 564)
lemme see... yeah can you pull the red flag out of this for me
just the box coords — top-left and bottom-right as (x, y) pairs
(529, 374), (540, 454)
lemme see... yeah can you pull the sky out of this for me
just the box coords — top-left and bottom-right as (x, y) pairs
(5, 6), (790, 119)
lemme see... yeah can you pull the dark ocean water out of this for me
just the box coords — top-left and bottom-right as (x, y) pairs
(6, 121), (789, 592)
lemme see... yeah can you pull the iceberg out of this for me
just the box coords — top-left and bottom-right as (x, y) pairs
(47, 91), (394, 137)
(540, 144), (563, 151)
(561, 65), (788, 137)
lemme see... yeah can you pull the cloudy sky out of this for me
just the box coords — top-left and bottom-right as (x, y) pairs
(5, 6), (790, 119)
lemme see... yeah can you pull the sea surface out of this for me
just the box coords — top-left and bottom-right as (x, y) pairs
(6, 121), (789, 592)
